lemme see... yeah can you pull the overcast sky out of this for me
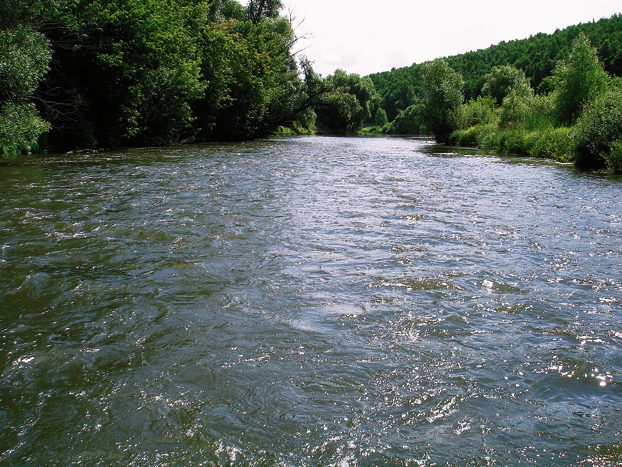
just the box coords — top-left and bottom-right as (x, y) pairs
(268, 0), (622, 77)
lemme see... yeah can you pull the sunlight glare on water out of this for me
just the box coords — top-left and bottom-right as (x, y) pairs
(1, 136), (621, 465)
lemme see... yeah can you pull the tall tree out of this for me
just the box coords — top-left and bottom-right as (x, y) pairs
(38, 0), (205, 150)
(420, 59), (464, 143)
(551, 33), (609, 124)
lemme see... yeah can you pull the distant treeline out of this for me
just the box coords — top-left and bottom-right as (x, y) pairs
(370, 14), (622, 122)
(369, 14), (622, 173)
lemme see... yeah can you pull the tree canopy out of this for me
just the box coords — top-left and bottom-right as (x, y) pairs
(1, 0), (372, 154)
(551, 33), (609, 124)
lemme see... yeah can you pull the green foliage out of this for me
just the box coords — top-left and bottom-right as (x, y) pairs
(245, 0), (283, 24)
(499, 90), (531, 129)
(605, 139), (622, 174)
(207, 0), (245, 22)
(0, 103), (51, 155)
(314, 70), (377, 134)
(29, 0), (323, 148)
(196, 16), (299, 140)
(454, 121), (574, 162)
(482, 65), (532, 106)
(450, 125), (489, 147)
(370, 14), (621, 171)
(3, 0), (621, 157)
(371, 14), (622, 117)
(0, 25), (52, 155)
(574, 89), (622, 169)
(521, 93), (557, 130)
(0, 26), (51, 102)
(420, 59), (464, 143)
(388, 103), (424, 134)
(527, 127), (575, 161)
(369, 64), (421, 122)
(374, 108), (388, 126)
(454, 95), (497, 130)
(551, 33), (609, 124)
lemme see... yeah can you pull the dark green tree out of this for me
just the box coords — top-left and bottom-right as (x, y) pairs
(481, 65), (532, 106)
(374, 108), (388, 126)
(552, 33), (609, 124)
(245, 0), (283, 24)
(38, 0), (206, 150)
(315, 70), (377, 134)
(421, 59), (464, 143)
(0, 24), (51, 155)
(389, 103), (424, 134)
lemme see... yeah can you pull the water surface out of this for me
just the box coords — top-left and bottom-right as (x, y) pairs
(1, 136), (621, 465)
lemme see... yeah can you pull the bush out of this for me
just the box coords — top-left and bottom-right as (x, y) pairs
(605, 139), (622, 174)
(523, 94), (557, 131)
(499, 90), (530, 129)
(374, 108), (388, 126)
(529, 127), (575, 162)
(574, 89), (622, 169)
(390, 104), (424, 134)
(453, 96), (498, 131)
(450, 126), (479, 146)
(0, 103), (51, 155)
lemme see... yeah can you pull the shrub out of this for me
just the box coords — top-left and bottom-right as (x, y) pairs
(374, 108), (388, 126)
(529, 127), (575, 162)
(523, 94), (557, 131)
(391, 104), (424, 134)
(605, 139), (622, 174)
(499, 90), (530, 129)
(574, 89), (622, 169)
(450, 126), (479, 146)
(0, 103), (51, 155)
(381, 122), (393, 134)
(454, 96), (497, 131)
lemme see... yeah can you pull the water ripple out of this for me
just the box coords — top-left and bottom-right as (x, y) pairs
(1, 137), (621, 465)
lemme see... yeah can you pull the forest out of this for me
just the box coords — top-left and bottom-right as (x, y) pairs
(2, 0), (622, 172)
(371, 14), (622, 173)
(1, 0), (373, 154)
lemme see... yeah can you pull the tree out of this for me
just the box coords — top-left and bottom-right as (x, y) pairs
(194, 14), (302, 140)
(38, 0), (205, 150)
(421, 59), (464, 143)
(0, 25), (51, 155)
(314, 70), (377, 134)
(374, 108), (388, 126)
(574, 88), (622, 170)
(481, 65), (532, 106)
(552, 33), (609, 124)
(245, 0), (283, 24)
(389, 103), (424, 134)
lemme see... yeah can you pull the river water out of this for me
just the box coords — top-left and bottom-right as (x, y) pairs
(1, 136), (621, 466)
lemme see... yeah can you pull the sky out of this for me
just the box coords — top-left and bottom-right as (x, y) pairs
(265, 0), (622, 77)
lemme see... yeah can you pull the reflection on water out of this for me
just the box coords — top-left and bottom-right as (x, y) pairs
(1, 136), (621, 465)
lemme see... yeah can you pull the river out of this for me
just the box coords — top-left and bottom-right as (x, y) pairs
(1, 136), (621, 465)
